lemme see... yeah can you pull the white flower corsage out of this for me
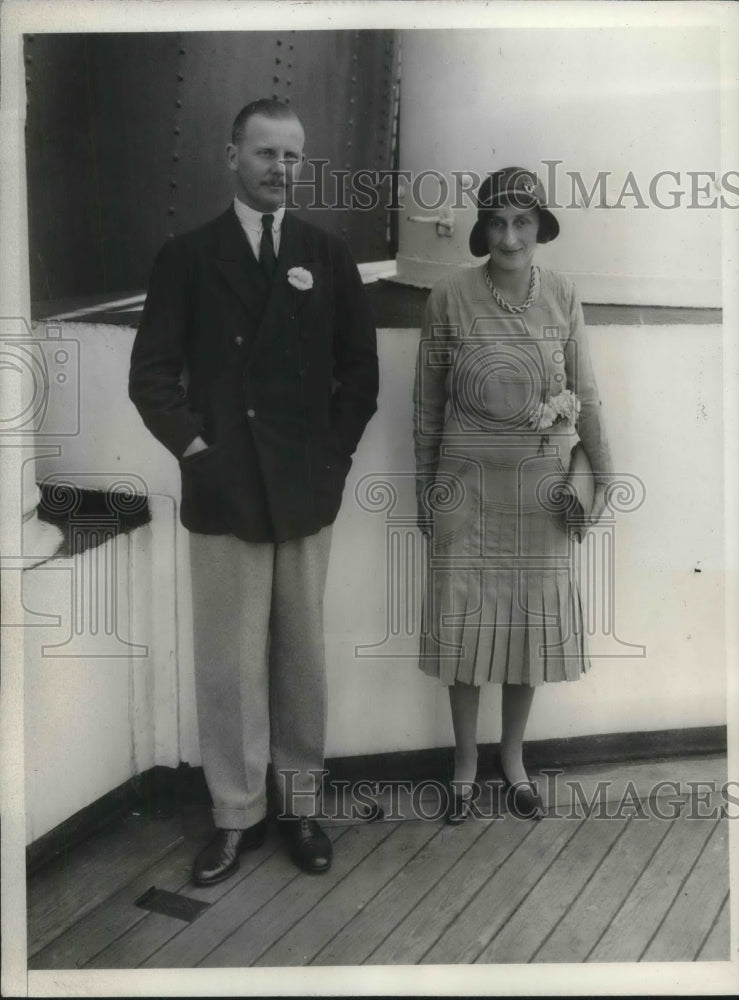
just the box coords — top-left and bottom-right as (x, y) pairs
(529, 388), (581, 431)
(287, 266), (313, 291)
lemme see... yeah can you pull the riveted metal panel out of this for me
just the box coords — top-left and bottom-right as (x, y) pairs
(25, 30), (399, 305)
(25, 33), (182, 303)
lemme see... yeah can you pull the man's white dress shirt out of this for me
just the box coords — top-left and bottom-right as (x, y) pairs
(233, 196), (284, 259)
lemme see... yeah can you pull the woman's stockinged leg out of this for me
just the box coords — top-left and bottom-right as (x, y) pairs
(448, 681), (481, 787)
(500, 682), (536, 786)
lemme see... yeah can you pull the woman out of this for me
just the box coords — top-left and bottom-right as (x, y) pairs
(413, 167), (612, 822)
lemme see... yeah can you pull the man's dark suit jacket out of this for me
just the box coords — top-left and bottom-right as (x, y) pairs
(129, 206), (379, 542)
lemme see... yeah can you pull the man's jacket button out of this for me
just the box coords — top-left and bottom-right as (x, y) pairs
(247, 408), (256, 418)
(235, 335), (244, 346)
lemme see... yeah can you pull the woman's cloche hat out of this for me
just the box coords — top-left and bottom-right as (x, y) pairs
(469, 166), (560, 257)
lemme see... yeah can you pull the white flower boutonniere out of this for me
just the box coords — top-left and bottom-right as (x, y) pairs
(529, 388), (581, 431)
(287, 266), (313, 291)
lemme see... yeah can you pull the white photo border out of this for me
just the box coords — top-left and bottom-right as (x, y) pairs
(1, 1), (737, 996)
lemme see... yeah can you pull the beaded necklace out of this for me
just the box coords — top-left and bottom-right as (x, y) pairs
(485, 264), (538, 314)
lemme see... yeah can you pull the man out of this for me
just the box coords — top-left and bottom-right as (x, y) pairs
(129, 99), (378, 881)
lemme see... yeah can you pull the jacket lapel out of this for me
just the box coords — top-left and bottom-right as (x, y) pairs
(214, 207), (270, 322)
(246, 212), (316, 361)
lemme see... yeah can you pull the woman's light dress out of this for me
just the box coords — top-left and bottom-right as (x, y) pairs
(414, 264), (612, 686)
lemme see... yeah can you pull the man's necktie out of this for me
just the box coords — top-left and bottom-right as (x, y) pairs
(259, 213), (277, 279)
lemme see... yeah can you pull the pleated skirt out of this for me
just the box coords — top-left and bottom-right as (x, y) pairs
(419, 456), (590, 687)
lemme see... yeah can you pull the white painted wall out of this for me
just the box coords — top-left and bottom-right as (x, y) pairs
(23, 496), (179, 843)
(396, 28), (723, 306)
(24, 537), (137, 843)
(28, 318), (724, 842)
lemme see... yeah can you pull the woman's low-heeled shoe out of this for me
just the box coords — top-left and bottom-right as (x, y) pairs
(446, 789), (474, 825)
(496, 758), (545, 820)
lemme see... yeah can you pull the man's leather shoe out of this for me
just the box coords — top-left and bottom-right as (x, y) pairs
(192, 820), (267, 885)
(279, 815), (332, 874)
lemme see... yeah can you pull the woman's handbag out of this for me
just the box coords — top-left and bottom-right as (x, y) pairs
(566, 441), (595, 521)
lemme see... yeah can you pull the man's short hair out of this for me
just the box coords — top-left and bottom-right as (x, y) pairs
(231, 99), (300, 145)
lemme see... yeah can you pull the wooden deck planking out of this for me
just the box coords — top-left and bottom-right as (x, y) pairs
(312, 817), (493, 966)
(532, 808), (674, 963)
(696, 893), (731, 962)
(252, 819), (443, 967)
(423, 815), (584, 965)
(586, 811), (718, 962)
(475, 814), (629, 964)
(141, 825), (364, 968)
(200, 821), (402, 967)
(26, 756), (731, 971)
(29, 836), (195, 969)
(27, 813), (183, 957)
(366, 817), (532, 965)
(642, 817), (729, 961)
(85, 830), (289, 969)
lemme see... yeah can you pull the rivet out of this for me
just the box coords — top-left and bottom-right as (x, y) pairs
(167, 233), (174, 239)
(172, 153), (180, 161)
(277, 39), (283, 45)
(25, 77), (32, 86)
(170, 180), (177, 188)
(168, 206), (175, 214)
(273, 75), (280, 83)
(275, 57), (281, 64)
(175, 100), (182, 108)
(177, 73), (184, 82)
(173, 127), (180, 135)
(179, 48), (186, 55)
(25, 54), (33, 64)
(286, 79), (291, 86)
